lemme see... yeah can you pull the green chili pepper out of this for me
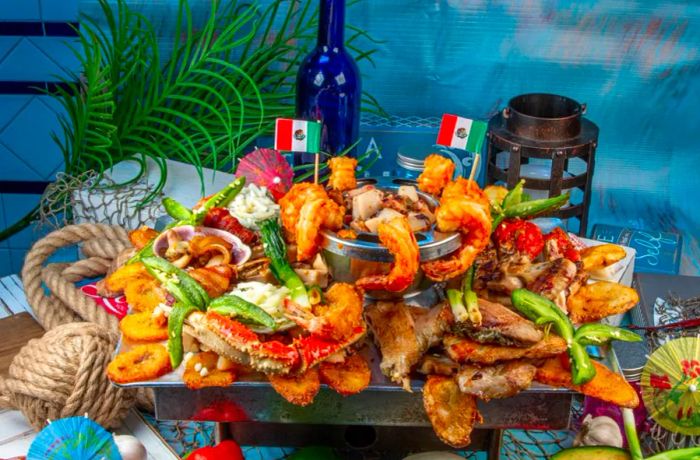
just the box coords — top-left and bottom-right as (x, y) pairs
(501, 179), (525, 209)
(192, 177), (246, 224)
(167, 302), (198, 368)
(503, 193), (570, 219)
(574, 323), (643, 346)
(512, 289), (604, 384)
(141, 256), (209, 309)
(208, 295), (276, 330)
(162, 197), (193, 221)
(569, 341), (596, 385)
(511, 289), (574, 341)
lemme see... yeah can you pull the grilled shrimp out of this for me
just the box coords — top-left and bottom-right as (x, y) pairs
(328, 157), (358, 192)
(296, 197), (344, 262)
(440, 177), (490, 210)
(356, 216), (420, 292)
(284, 283), (364, 341)
(417, 154), (455, 196)
(422, 191), (492, 282)
(279, 183), (328, 239)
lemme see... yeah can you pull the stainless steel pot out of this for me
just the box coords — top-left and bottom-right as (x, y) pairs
(321, 178), (461, 298)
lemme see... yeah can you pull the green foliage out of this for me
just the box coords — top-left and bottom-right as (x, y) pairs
(0, 0), (386, 243)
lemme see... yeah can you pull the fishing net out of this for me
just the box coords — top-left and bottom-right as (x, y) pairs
(37, 170), (163, 231)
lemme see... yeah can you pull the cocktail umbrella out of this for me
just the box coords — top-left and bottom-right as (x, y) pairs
(640, 336), (700, 436)
(236, 147), (293, 200)
(27, 415), (121, 460)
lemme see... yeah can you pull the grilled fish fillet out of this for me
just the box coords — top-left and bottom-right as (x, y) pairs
(456, 360), (537, 400)
(452, 298), (543, 346)
(444, 334), (567, 365)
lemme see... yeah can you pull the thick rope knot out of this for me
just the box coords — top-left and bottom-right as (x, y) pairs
(0, 322), (135, 430)
(21, 223), (130, 332)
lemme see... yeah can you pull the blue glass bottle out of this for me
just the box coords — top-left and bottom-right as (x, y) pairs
(296, 0), (361, 159)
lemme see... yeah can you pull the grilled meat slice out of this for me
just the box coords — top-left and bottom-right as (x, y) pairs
(452, 298), (543, 347)
(456, 360), (537, 400)
(527, 258), (587, 312)
(417, 354), (460, 376)
(444, 334), (568, 365)
(365, 301), (421, 391)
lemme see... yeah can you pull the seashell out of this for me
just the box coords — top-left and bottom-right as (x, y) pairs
(153, 225), (251, 266)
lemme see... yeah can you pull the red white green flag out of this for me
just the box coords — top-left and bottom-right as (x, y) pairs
(436, 113), (488, 152)
(274, 118), (322, 153)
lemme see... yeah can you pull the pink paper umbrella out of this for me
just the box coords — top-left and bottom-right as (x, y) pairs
(236, 148), (293, 200)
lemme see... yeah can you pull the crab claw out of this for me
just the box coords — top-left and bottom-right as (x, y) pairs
(295, 323), (367, 371)
(186, 311), (299, 374)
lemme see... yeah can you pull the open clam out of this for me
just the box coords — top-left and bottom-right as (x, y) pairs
(153, 225), (252, 268)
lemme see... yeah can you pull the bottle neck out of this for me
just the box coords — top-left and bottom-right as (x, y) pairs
(317, 0), (345, 48)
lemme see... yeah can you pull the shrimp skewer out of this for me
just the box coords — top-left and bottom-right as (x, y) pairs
(417, 154), (455, 196)
(422, 189), (492, 282)
(356, 216), (420, 292)
(328, 157), (358, 192)
(279, 183), (328, 239)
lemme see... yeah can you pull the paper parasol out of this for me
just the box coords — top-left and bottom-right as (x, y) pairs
(27, 415), (121, 460)
(236, 147), (293, 200)
(641, 336), (700, 436)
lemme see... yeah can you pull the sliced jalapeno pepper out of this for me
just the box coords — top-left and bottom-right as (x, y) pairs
(569, 340), (596, 385)
(208, 295), (276, 330)
(162, 197), (193, 221)
(141, 256), (209, 309)
(574, 323), (642, 346)
(192, 177), (246, 224)
(503, 193), (570, 219)
(167, 302), (199, 368)
(501, 179), (525, 209)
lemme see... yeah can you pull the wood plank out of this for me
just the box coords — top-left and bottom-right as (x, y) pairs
(0, 313), (45, 379)
(0, 275), (30, 314)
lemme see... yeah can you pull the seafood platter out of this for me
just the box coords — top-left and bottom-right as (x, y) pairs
(105, 151), (643, 448)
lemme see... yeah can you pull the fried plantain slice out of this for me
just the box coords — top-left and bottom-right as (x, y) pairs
(107, 343), (172, 384)
(183, 351), (237, 390)
(319, 353), (371, 396)
(422, 375), (482, 448)
(119, 311), (168, 343)
(128, 226), (159, 249)
(567, 281), (639, 323)
(268, 367), (321, 406)
(105, 262), (152, 293)
(580, 244), (626, 274)
(123, 277), (167, 313)
(535, 354), (639, 408)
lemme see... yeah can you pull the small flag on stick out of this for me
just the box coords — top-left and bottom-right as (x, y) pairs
(436, 114), (487, 153)
(275, 118), (322, 153)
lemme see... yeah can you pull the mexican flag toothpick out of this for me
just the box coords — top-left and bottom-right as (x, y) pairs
(274, 118), (322, 154)
(436, 113), (488, 153)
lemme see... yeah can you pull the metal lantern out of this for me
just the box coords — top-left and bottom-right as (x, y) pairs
(486, 93), (598, 235)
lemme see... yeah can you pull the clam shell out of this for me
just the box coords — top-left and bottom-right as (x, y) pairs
(153, 225), (252, 266)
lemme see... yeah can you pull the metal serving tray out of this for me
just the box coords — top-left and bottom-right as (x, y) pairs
(117, 342), (574, 430)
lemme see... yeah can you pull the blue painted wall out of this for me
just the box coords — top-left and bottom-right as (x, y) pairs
(2, 0), (699, 275)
